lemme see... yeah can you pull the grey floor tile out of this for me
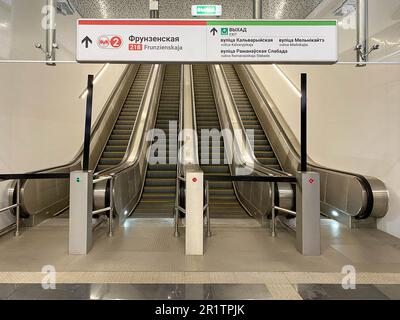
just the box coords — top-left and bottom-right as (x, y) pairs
(0, 284), (17, 300)
(295, 284), (390, 300)
(375, 285), (400, 300)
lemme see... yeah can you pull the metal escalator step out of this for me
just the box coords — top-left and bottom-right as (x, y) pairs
(254, 150), (275, 156)
(107, 140), (129, 146)
(139, 199), (175, 204)
(148, 164), (176, 170)
(110, 135), (131, 140)
(201, 165), (229, 173)
(145, 179), (176, 187)
(114, 125), (134, 131)
(102, 152), (126, 158)
(142, 193), (176, 200)
(254, 148), (273, 154)
(99, 158), (123, 165)
(208, 181), (233, 189)
(146, 171), (176, 178)
(112, 129), (133, 135)
(143, 186), (175, 193)
(209, 189), (235, 196)
(105, 146), (127, 152)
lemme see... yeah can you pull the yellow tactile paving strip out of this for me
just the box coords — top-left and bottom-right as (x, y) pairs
(1, 272), (400, 284)
(0, 272), (399, 300)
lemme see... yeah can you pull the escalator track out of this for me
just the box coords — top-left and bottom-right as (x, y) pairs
(223, 65), (281, 170)
(132, 65), (181, 217)
(193, 65), (249, 219)
(96, 64), (152, 173)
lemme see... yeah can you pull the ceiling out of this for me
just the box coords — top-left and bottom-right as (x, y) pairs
(69, 0), (324, 19)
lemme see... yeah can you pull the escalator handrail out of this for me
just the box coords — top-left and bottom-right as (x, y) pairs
(178, 65), (202, 175)
(177, 64), (184, 179)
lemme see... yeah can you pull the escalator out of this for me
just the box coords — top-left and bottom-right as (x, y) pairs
(132, 65), (181, 218)
(96, 64), (151, 172)
(192, 65), (249, 219)
(220, 64), (389, 221)
(223, 65), (280, 170)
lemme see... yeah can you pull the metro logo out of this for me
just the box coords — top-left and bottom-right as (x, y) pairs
(98, 36), (110, 48)
(129, 44), (143, 51)
(97, 35), (123, 49)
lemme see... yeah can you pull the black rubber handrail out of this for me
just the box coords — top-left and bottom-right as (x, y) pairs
(0, 173), (70, 181)
(205, 175), (296, 183)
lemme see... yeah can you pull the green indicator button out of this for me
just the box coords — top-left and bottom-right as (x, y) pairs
(76, 178), (81, 183)
(221, 27), (229, 35)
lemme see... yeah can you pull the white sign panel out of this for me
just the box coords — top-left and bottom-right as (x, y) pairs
(77, 19), (338, 63)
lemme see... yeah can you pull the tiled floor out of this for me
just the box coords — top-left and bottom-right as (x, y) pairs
(0, 217), (399, 273)
(0, 217), (399, 299)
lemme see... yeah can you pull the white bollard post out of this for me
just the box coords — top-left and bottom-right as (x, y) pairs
(185, 169), (204, 256)
(296, 172), (321, 256)
(69, 171), (93, 255)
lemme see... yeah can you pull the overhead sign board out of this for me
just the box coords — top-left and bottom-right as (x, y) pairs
(192, 5), (222, 16)
(77, 19), (338, 64)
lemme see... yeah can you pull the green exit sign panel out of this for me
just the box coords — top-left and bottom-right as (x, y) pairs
(192, 5), (222, 16)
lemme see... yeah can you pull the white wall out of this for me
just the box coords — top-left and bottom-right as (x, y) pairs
(252, 63), (400, 238)
(0, 62), (126, 173)
(251, 0), (400, 238)
(310, 0), (400, 62)
(0, 0), (127, 173)
(0, 1), (127, 231)
(1, 0), (79, 61)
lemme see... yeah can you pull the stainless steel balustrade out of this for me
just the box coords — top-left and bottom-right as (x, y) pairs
(93, 65), (165, 225)
(233, 65), (389, 224)
(0, 65), (139, 233)
(208, 65), (295, 226)
(174, 65), (211, 237)
(92, 175), (113, 237)
(0, 180), (21, 236)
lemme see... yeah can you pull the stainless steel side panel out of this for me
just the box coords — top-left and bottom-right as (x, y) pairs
(0, 181), (15, 232)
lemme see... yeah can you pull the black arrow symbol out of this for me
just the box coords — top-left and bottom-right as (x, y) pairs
(210, 28), (218, 36)
(81, 36), (92, 48)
